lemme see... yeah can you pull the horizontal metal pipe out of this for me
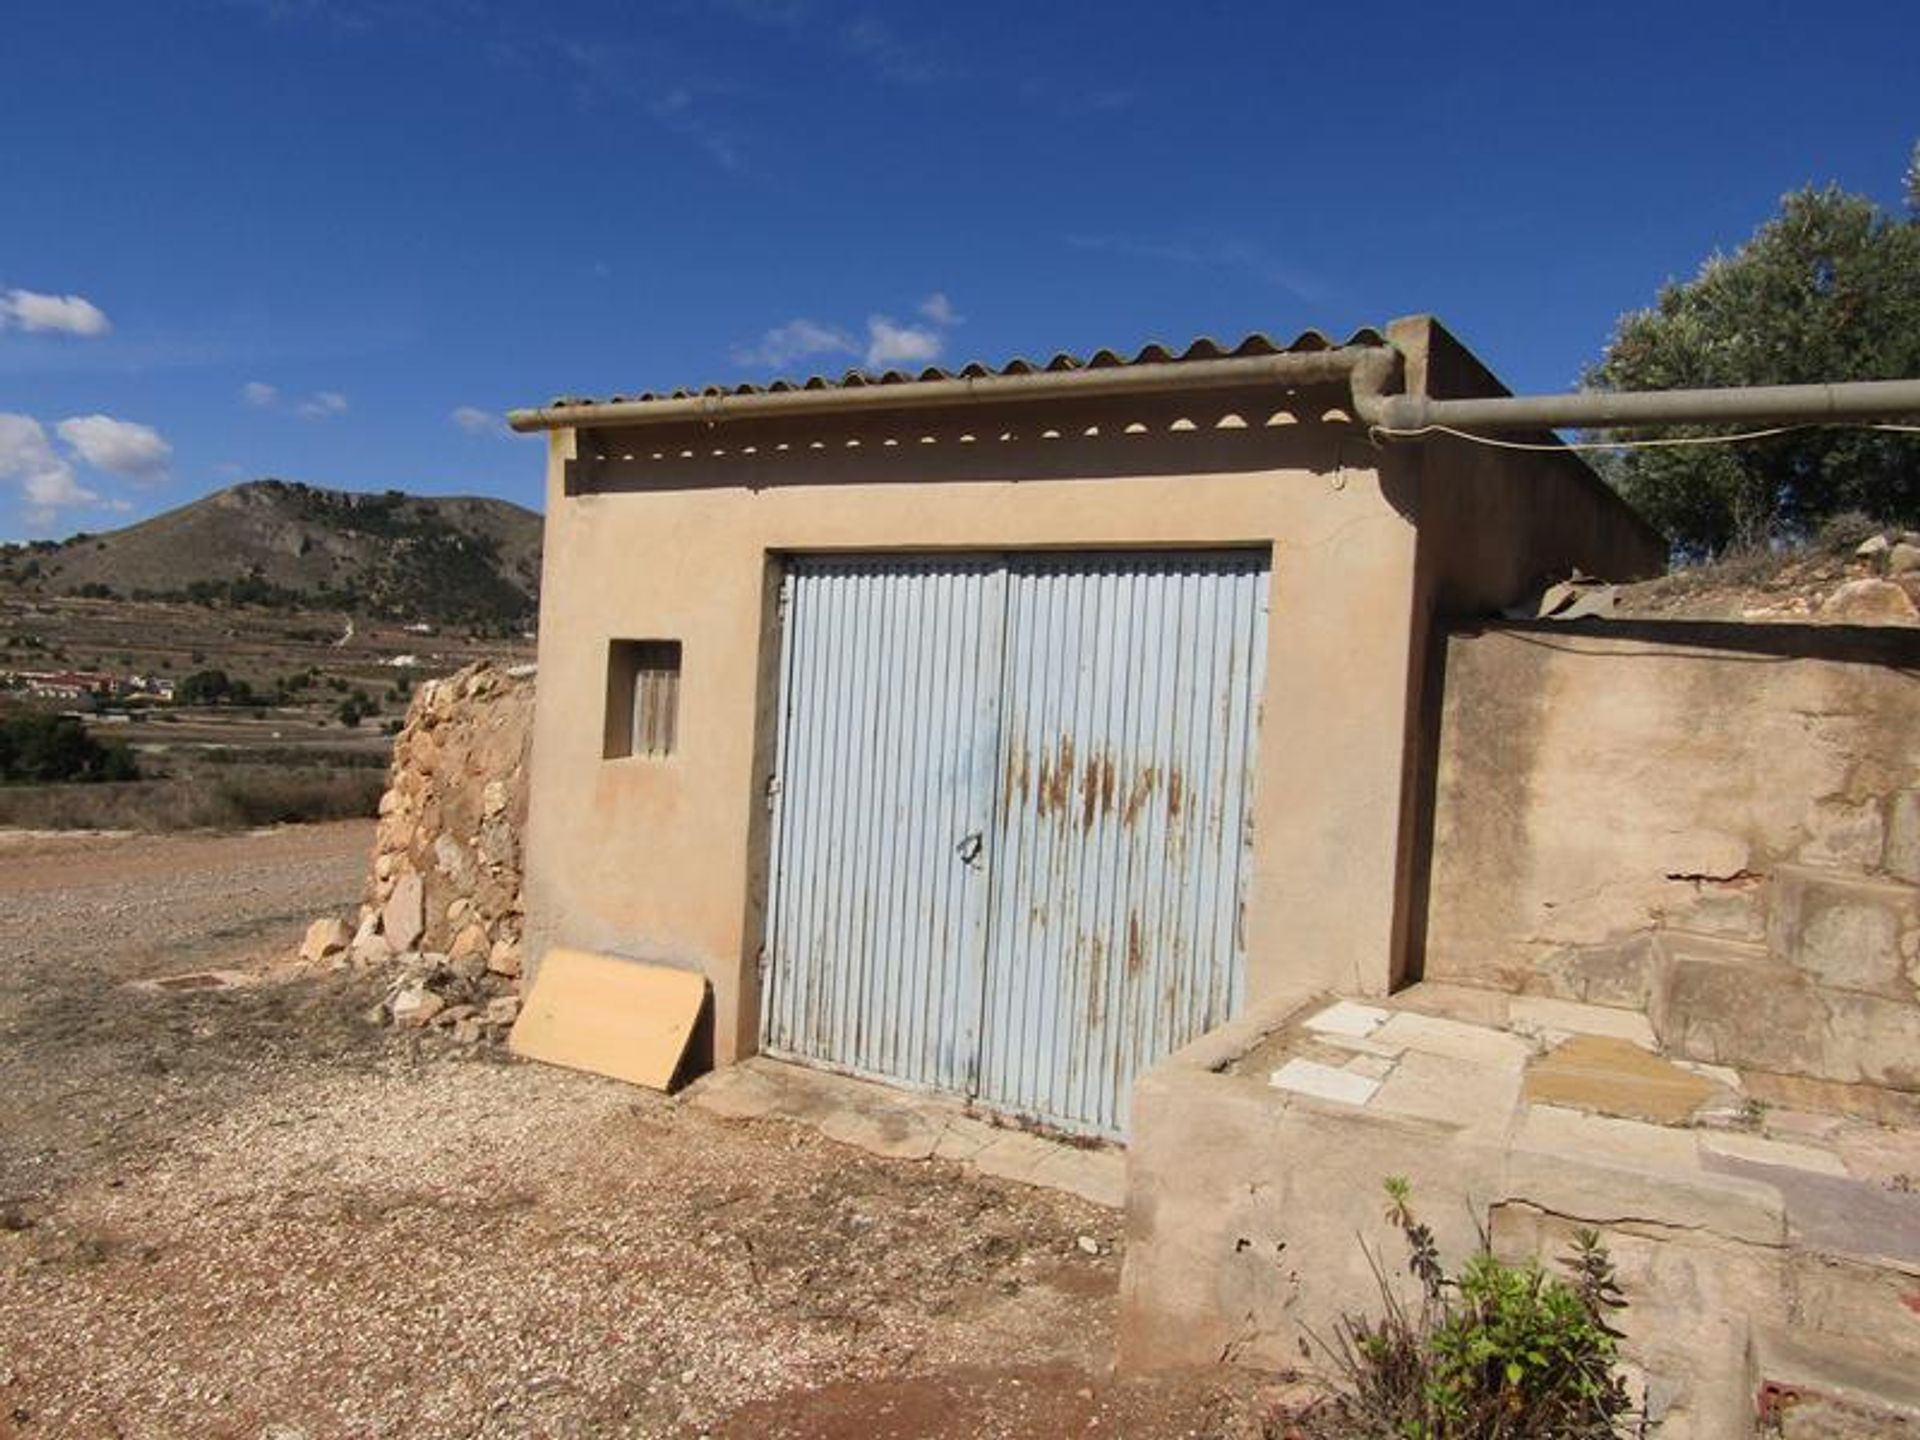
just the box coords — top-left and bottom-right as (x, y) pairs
(506, 346), (1390, 433)
(1367, 378), (1920, 434)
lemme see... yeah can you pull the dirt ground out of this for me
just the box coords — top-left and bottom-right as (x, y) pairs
(0, 822), (1298, 1439)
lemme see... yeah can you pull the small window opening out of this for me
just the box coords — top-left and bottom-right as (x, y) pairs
(606, 640), (681, 758)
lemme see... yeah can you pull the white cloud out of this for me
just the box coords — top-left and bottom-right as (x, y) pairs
(864, 315), (943, 369)
(731, 318), (860, 371)
(734, 294), (963, 374)
(55, 415), (172, 482)
(296, 390), (349, 419)
(1, 289), (112, 337)
(451, 405), (505, 435)
(246, 381), (348, 419)
(918, 292), (962, 326)
(0, 413), (98, 516)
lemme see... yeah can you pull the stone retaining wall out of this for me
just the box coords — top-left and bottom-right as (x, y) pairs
(1421, 619), (1920, 1090)
(322, 661), (536, 1042)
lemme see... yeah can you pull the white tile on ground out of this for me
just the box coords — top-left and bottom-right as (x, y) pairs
(1372, 1011), (1534, 1071)
(1699, 1131), (1850, 1177)
(1270, 1058), (1380, 1106)
(1509, 996), (1657, 1049)
(1302, 1000), (1390, 1038)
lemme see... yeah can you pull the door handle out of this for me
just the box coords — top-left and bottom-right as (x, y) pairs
(956, 832), (983, 866)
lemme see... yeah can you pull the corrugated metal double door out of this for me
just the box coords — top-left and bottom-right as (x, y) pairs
(761, 550), (1269, 1138)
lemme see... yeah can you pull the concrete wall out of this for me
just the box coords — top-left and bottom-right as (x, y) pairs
(1422, 621), (1920, 1088)
(1378, 317), (1668, 988)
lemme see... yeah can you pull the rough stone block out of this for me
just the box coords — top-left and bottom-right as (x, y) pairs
(1799, 798), (1889, 871)
(1656, 942), (1829, 1078)
(1536, 934), (1660, 1008)
(1820, 990), (1920, 1090)
(1887, 790), (1920, 885)
(298, 915), (350, 965)
(380, 870), (425, 953)
(1769, 866), (1918, 999)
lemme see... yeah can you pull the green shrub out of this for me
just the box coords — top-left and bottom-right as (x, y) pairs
(0, 712), (140, 784)
(1320, 1179), (1643, 1439)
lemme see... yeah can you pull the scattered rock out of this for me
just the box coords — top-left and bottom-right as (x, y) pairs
(1075, 1234), (1101, 1256)
(350, 910), (389, 968)
(487, 938), (522, 978)
(1889, 542), (1920, 578)
(1820, 578), (1919, 624)
(298, 916), (351, 965)
(449, 922), (488, 958)
(1856, 534), (1891, 559)
(390, 986), (445, 1028)
(484, 994), (521, 1026)
(381, 871), (426, 952)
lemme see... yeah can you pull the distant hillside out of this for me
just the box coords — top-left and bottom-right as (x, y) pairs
(2, 480), (543, 629)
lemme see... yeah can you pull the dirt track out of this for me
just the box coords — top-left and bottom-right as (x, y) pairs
(0, 823), (1281, 1439)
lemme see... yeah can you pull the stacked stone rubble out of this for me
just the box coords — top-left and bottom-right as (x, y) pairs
(349, 661), (536, 1044)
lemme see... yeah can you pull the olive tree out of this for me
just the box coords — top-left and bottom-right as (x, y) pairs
(1585, 169), (1920, 555)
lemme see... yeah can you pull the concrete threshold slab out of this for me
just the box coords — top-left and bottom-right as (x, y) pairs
(682, 1057), (1125, 1209)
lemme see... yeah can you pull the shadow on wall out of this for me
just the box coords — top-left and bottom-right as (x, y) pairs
(563, 387), (1358, 497)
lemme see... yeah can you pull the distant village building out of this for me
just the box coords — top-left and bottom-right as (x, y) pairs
(3, 669), (119, 705)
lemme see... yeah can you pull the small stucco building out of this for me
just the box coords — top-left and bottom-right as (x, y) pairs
(508, 314), (1663, 1139)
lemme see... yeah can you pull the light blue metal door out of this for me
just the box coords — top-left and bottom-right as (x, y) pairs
(760, 555), (1006, 1094)
(762, 550), (1269, 1138)
(979, 552), (1269, 1137)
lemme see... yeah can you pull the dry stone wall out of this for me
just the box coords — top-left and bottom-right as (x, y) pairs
(345, 661), (535, 1043)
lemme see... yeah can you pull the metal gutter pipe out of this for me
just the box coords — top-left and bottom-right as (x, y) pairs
(505, 345), (1397, 433)
(1358, 378), (1920, 435)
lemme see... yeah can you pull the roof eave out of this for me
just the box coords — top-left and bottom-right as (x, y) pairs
(507, 344), (1397, 434)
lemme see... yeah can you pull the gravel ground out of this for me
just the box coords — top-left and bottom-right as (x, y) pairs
(0, 824), (1292, 1439)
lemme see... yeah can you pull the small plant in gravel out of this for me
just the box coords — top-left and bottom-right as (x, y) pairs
(1312, 1178), (1647, 1439)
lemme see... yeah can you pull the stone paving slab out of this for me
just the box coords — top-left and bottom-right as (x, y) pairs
(1707, 1152), (1920, 1267)
(1371, 1010), (1534, 1070)
(1300, 999), (1389, 1038)
(1370, 1049), (1523, 1135)
(1522, 1033), (1719, 1124)
(1508, 995), (1659, 1047)
(1700, 1130), (1852, 1178)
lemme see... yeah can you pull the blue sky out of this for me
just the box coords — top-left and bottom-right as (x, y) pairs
(0, 0), (1912, 539)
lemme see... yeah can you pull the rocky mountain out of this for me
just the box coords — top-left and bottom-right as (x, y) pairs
(3, 480), (543, 628)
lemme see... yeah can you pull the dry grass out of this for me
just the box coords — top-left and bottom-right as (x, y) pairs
(0, 764), (384, 831)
